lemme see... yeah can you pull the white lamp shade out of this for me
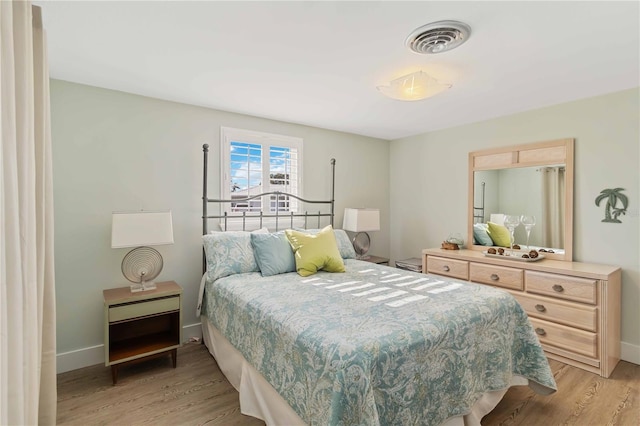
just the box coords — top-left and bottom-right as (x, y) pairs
(489, 213), (505, 226)
(111, 210), (174, 248)
(343, 208), (380, 232)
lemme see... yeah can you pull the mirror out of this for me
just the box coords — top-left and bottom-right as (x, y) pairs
(468, 139), (574, 261)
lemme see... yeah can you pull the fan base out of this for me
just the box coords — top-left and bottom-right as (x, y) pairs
(130, 281), (157, 293)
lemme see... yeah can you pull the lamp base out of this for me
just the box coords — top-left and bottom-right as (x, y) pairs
(130, 281), (157, 293)
(352, 232), (371, 259)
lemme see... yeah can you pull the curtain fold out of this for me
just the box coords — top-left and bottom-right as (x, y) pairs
(540, 166), (565, 248)
(0, 2), (57, 424)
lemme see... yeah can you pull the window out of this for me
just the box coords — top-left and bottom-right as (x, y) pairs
(221, 127), (302, 220)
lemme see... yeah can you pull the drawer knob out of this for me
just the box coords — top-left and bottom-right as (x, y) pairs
(552, 284), (564, 292)
(443, 265), (450, 272)
(490, 273), (499, 281)
(535, 327), (546, 336)
(535, 304), (546, 312)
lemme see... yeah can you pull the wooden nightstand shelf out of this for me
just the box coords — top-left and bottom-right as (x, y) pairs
(362, 255), (389, 265)
(103, 281), (182, 384)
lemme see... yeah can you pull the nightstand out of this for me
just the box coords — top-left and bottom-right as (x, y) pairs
(362, 255), (390, 265)
(103, 281), (182, 384)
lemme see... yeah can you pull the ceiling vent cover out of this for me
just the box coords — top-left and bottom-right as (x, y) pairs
(406, 20), (471, 54)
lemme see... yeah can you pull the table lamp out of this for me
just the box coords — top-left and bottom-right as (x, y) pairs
(111, 210), (174, 292)
(343, 208), (380, 260)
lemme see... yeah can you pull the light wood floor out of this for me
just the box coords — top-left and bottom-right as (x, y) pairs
(57, 343), (639, 425)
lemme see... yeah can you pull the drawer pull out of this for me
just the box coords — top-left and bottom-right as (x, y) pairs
(535, 304), (546, 312)
(490, 273), (499, 281)
(535, 327), (546, 336)
(442, 265), (450, 272)
(552, 284), (564, 292)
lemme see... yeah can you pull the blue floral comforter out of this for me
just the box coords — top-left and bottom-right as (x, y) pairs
(202, 259), (556, 425)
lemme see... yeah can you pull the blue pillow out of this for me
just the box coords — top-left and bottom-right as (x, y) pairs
(473, 223), (494, 246)
(334, 229), (357, 259)
(251, 232), (296, 276)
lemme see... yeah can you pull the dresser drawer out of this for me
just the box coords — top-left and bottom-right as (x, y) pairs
(511, 292), (597, 332)
(426, 256), (468, 280)
(530, 318), (598, 358)
(470, 263), (523, 290)
(526, 271), (597, 304)
(109, 296), (180, 323)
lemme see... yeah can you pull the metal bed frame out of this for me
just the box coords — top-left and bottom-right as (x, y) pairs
(202, 143), (336, 268)
(473, 181), (485, 224)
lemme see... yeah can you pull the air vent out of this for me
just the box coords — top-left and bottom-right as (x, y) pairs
(406, 20), (471, 54)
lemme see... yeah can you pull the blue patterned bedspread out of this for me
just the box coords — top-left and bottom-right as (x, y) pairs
(202, 259), (556, 425)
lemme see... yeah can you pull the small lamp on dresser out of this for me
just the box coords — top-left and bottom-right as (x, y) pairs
(343, 208), (380, 260)
(111, 210), (174, 292)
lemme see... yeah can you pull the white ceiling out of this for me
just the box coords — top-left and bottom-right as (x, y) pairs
(36, 1), (639, 140)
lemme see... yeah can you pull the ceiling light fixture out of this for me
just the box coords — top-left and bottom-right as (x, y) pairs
(406, 20), (471, 54)
(377, 70), (451, 101)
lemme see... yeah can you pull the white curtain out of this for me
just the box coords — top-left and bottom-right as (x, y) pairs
(540, 166), (565, 248)
(1, 2), (57, 424)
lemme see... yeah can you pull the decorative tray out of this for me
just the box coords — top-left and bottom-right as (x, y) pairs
(482, 250), (546, 262)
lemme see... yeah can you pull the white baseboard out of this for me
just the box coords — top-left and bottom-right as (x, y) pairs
(56, 344), (104, 374)
(56, 323), (203, 374)
(182, 322), (204, 343)
(621, 341), (640, 365)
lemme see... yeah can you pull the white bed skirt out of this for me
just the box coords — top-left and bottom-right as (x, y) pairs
(200, 316), (528, 426)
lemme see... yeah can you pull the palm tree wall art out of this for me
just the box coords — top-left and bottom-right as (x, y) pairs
(595, 188), (629, 223)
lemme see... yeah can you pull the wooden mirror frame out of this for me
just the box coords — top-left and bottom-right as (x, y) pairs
(468, 138), (574, 261)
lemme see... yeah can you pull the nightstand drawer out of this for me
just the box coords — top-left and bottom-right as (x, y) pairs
(426, 256), (468, 280)
(109, 296), (180, 322)
(526, 271), (597, 304)
(470, 263), (523, 290)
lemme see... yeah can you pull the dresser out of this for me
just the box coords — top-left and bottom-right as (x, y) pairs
(422, 248), (621, 378)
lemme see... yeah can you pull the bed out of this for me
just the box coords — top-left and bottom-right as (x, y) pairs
(198, 144), (556, 425)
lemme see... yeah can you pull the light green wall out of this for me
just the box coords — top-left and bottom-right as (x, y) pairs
(390, 88), (640, 355)
(51, 80), (390, 354)
(51, 79), (639, 363)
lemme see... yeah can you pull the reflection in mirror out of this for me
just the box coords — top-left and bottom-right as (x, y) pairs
(468, 138), (574, 261)
(473, 166), (566, 253)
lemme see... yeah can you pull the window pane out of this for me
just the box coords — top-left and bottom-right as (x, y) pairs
(230, 141), (262, 211)
(269, 145), (297, 212)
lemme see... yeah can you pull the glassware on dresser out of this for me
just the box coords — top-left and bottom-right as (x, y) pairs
(504, 215), (521, 256)
(520, 215), (536, 250)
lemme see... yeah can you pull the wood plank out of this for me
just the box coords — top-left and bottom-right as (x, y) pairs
(57, 343), (264, 426)
(481, 359), (639, 425)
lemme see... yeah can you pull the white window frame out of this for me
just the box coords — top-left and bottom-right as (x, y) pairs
(220, 127), (303, 230)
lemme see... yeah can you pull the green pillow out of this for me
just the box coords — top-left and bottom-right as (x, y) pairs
(486, 222), (511, 247)
(285, 225), (345, 277)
